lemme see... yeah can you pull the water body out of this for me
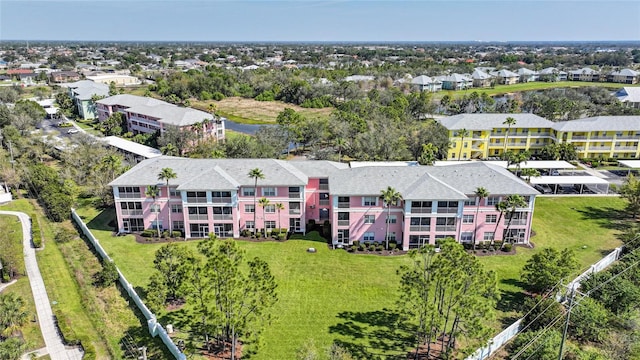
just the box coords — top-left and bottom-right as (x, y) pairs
(223, 118), (274, 135)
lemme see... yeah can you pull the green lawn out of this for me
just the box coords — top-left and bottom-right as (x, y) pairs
(76, 196), (626, 359)
(435, 81), (634, 99)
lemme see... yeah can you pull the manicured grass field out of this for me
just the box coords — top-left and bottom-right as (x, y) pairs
(77, 196), (626, 359)
(437, 81), (633, 99)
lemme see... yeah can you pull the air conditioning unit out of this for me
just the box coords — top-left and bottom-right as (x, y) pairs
(309, 205), (316, 209)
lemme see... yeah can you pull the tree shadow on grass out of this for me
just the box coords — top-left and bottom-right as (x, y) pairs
(575, 206), (632, 232)
(496, 278), (527, 326)
(328, 308), (415, 360)
(86, 208), (117, 232)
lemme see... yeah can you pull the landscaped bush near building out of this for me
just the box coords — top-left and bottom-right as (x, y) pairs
(502, 243), (513, 252)
(141, 229), (155, 238)
(30, 214), (42, 248)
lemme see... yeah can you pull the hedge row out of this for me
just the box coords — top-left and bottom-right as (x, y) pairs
(53, 309), (96, 359)
(30, 213), (43, 248)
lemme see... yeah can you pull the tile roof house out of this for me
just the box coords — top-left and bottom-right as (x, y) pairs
(109, 157), (538, 249)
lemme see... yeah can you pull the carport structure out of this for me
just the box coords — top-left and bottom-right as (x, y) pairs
(617, 160), (640, 176)
(530, 176), (610, 194)
(507, 160), (576, 174)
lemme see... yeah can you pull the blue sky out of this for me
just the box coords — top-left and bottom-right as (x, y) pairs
(1, 1), (639, 42)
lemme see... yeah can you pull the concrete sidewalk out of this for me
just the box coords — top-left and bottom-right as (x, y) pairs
(0, 211), (83, 360)
(0, 279), (17, 293)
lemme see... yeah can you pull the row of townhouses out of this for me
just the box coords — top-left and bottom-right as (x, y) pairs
(110, 157), (537, 250)
(437, 114), (640, 160)
(410, 67), (640, 91)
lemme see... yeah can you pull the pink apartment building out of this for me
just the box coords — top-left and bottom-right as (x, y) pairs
(96, 94), (225, 141)
(110, 157), (538, 250)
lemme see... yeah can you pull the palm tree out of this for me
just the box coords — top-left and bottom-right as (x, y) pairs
(258, 197), (271, 237)
(502, 195), (528, 248)
(192, 122), (203, 144)
(146, 185), (161, 237)
(457, 128), (469, 161)
(418, 143), (439, 165)
(502, 116), (517, 156)
(493, 200), (508, 247)
(380, 186), (403, 250)
(158, 167), (177, 235)
(473, 187), (489, 252)
(334, 138), (346, 162)
(520, 168), (540, 183)
(161, 143), (178, 156)
(248, 168), (265, 236)
(201, 118), (211, 140)
(275, 203), (285, 235)
(101, 154), (122, 181)
(0, 293), (29, 338)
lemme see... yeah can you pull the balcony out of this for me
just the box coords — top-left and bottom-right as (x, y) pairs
(590, 136), (613, 140)
(337, 220), (350, 226)
(186, 197), (207, 203)
(615, 136), (639, 140)
(119, 193), (142, 199)
(188, 214), (208, 221)
(319, 199), (330, 206)
(505, 219), (527, 226)
(121, 209), (143, 216)
(587, 147), (611, 152)
(289, 208), (301, 215)
(319, 184), (329, 190)
(436, 207), (458, 214)
(435, 225), (456, 232)
(409, 225), (430, 232)
(338, 202), (350, 208)
(211, 197), (232, 203)
(614, 146), (638, 151)
(413, 207), (434, 214)
(213, 214), (233, 221)
(532, 132), (551, 136)
(571, 135), (587, 140)
(288, 193), (302, 199)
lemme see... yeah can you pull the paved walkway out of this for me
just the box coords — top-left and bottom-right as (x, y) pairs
(0, 279), (17, 293)
(576, 162), (609, 179)
(0, 211), (83, 360)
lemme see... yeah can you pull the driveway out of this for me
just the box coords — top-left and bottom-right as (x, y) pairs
(0, 211), (83, 360)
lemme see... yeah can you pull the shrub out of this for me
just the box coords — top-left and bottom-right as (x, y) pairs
(141, 230), (155, 238)
(389, 242), (397, 251)
(79, 336), (96, 360)
(352, 240), (360, 248)
(162, 230), (170, 238)
(347, 245), (355, 252)
(358, 245), (365, 251)
(376, 244), (384, 251)
(55, 227), (76, 243)
(503, 243), (513, 252)
(240, 229), (250, 237)
(277, 233), (287, 241)
(30, 215), (43, 248)
(368, 244), (376, 251)
(54, 310), (81, 346)
(171, 231), (182, 238)
(94, 260), (119, 287)
(211, 92), (225, 101)
(493, 240), (503, 249)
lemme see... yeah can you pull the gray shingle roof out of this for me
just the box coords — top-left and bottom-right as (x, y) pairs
(288, 160), (349, 177)
(610, 68), (639, 77)
(109, 157), (309, 188)
(617, 87), (640, 103)
(63, 80), (109, 100)
(436, 113), (554, 131)
(472, 69), (492, 80)
(492, 69), (518, 78)
(569, 67), (599, 75)
(517, 68), (538, 75)
(329, 162), (537, 199)
(96, 94), (213, 127)
(552, 116), (640, 132)
(412, 75), (440, 85)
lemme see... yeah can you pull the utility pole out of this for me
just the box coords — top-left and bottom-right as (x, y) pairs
(8, 140), (14, 169)
(558, 285), (575, 360)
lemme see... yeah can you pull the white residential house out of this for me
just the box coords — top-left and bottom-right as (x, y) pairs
(471, 69), (493, 88)
(491, 69), (519, 85)
(616, 87), (640, 108)
(517, 68), (539, 83)
(608, 69), (640, 84)
(411, 75), (442, 92)
(568, 68), (601, 82)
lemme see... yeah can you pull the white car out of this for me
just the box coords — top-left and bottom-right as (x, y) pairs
(67, 128), (79, 134)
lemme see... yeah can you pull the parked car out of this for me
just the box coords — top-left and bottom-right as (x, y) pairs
(550, 170), (560, 176)
(534, 184), (553, 194)
(67, 128), (79, 134)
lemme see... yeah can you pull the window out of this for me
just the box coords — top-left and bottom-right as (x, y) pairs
(118, 186), (141, 198)
(435, 217), (456, 231)
(363, 232), (375, 241)
(188, 207), (208, 221)
(173, 221), (184, 231)
(150, 204), (160, 213)
(409, 235), (429, 249)
(186, 191), (207, 203)
(319, 193), (330, 206)
(288, 187), (301, 199)
(264, 204), (276, 213)
(169, 188), (180, 197)
(364, 215), (375, 224)
(213, 223), (233, 237)
(409, 217), (430, 231)
(171, 204), (182, 213)
(484, 232), (495, 241)
(319, 178), (329, 190)
(460, 232), (474, 242)
(212, 191), (231, 202)
(120, 202), (142, 216)
(386, 215), (397, 224)
(337, 229), (349, 243)
(486, 214), (497, 223)
(386, 232), (397, 242)
(212, 207), (233, 220)
(190, 223), (209, 238)
(338, 196), (350, 208)
(262, 187), (276, 196)
(289, 202), (301, 214)
(245, 204), (255, 213)
(362, 196), (377, 206)
(265, 221), (276, 230)
(245, 221), (255, 230)
(337, 212), (350, 226)
(464, 198), (477, 206)
(463, 214), (474, 224)
(411, 201), (432, 213)
(242, 187), (255, 196)
(487, 196), (500, 206)
(126, 218), (144, 232)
